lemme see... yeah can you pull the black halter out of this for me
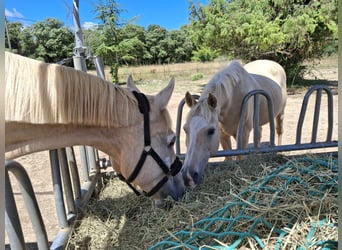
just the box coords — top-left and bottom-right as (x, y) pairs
(117, 91), (182, 197)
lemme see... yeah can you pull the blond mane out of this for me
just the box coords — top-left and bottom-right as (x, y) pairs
(5, 52), (140, 128)
(191, 60), (245, 120)
(201, 60), (244, 101)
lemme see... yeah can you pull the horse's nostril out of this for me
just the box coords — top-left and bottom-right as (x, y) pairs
(184, 176), (190, 186)
(192, 172), (199, 184)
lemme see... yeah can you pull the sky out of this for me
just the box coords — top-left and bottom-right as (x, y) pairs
(5, 0), (207, 30)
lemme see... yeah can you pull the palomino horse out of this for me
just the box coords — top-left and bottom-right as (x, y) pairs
(182, 59), (287, 188)
(5, 52), (185, 207)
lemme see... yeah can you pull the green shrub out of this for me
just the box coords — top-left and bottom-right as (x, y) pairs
(191, 73), (203, 81)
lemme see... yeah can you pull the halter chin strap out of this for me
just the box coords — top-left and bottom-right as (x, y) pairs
(117, 91), (182, 197)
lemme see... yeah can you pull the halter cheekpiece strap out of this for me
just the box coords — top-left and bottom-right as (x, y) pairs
(117, 91), (182, 197)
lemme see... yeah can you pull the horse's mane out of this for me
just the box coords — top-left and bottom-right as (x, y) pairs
(201, 60), (244, 101)
(5, 52), (139, 127)
(192, 60), (245, 119)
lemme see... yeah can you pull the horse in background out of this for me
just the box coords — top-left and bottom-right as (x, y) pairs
(5, 52), (185, 208)
(182, 59), (287, 188)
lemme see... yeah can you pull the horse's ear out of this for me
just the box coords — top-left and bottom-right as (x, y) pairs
(127, 75), (140, 92)
(185, 91), (195, 107)
(208, 93), (217, 109)
(154, 77), (175, 109)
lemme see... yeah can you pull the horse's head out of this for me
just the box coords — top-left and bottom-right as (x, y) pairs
(182, 92), (220, 188)
(121, 76), (185, 208)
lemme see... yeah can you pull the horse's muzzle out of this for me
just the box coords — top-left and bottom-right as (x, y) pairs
(155, 175), (185, 208)
(182, 168), (201, 189)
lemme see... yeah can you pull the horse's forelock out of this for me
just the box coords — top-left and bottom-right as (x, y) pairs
(188, 98), (217, 124)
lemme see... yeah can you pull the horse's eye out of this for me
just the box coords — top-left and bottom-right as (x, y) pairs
(167, 134), (176, 147)
(208, 127), (215, 135)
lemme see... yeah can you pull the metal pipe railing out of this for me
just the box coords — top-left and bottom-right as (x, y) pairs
(5, 160), (49, 250)
(236, 89), (275, 149)
(175, 85), (337, 159)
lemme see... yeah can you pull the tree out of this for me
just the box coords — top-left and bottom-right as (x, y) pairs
(28, 18), (74, 62)
(117, 24), (146, 65)
(5, 21), (22, 53)
(164, 28), (193, 63)
(83, 27), (103, 54)
(188, 0), (338, 83)
(5, 18), (74, 63)
(145, 25), (168, 64)
(93, 0), (123, 82)
(18, 27), (36, 57)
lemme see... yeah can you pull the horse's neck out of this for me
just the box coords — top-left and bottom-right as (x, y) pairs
(5, 122), (125, 160)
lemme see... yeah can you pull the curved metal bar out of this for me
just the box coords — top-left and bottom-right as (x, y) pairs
(295, 85), (334, 145)
(175, 94), (200, 155)
(5, 166), (25, 250)
(311, 89), (322, 143)
(5, 160), (49, 250)
(253, 94), (260, 147)
(175, 98), (186, 156)
(237, 89), (275, 149)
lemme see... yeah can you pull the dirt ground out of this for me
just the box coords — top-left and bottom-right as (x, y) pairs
(5, 59), (338, 248)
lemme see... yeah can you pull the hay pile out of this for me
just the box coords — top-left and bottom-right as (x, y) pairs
(66, 154), (337, 249)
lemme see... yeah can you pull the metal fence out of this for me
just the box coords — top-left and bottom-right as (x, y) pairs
(176, 84), (338, 158)
(5, 147), (105, 250)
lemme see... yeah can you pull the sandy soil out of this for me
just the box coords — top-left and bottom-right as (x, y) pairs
(5, 61), (338, 247)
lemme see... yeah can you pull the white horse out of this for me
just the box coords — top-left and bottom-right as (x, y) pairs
(182, 59), (287, 188)
(5, 52), (185, 207)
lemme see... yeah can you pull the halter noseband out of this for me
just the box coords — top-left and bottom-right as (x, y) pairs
(117, 91), (182, 197)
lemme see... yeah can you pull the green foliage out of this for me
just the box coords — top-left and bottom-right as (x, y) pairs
(5, 21), (22, 53)
(167, 28), (193, 63)
(145, 25), (168, 64)
(192, 46), (219, 62)
(117, 24), (146, 65)
(188, 0), (338, 83)
(5, 18), (74, 63)
(5, 0), (337, 84)
(191, 73), (204, 81)
(93, 0), (122, 82)
(27, 18), (74, 62)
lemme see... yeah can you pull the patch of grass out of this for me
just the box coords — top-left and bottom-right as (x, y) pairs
(191, 73), (204, 81)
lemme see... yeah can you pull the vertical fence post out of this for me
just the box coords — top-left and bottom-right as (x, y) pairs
(66, 147), (82, 208)
(49, 150), (68, 229)
(58, 148), (76, 221)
